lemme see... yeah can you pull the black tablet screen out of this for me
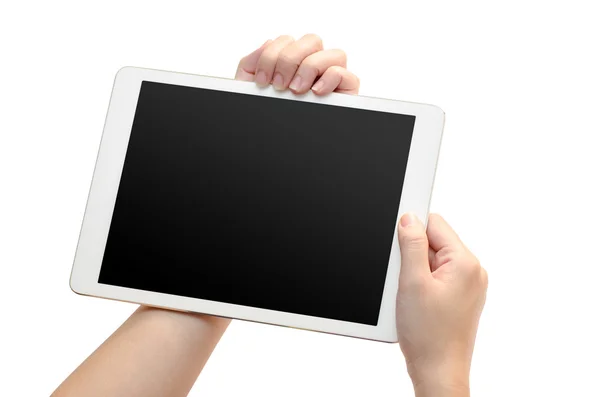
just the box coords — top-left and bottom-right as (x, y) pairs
(99, 81), (415, 325)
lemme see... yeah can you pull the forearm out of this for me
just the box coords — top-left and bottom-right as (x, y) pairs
(52, 306), (230, 397)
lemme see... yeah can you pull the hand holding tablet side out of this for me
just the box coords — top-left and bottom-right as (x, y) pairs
(396, 213), (488, 397)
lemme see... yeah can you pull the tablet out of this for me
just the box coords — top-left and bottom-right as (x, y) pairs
(70, 67), (444, 342)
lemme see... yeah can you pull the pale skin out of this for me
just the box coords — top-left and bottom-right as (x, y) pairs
(52, 35), (487, 397)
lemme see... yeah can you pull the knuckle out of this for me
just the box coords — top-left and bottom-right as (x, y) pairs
(462, 254), (481, 276)
(328, 65), (345, 75)
(435, 246), (454, 265)
(480, 267), (489, 288)
(276, 34), (295, 43)
(400, 233), (427, 250)
(299, 58), (321, 76)
(333, 48), (347, 65)
(258, 50), (279, 67)
(302, 33), (323, 49)
(277, 51), (300, 68)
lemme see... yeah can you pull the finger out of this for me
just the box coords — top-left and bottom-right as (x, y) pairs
(426, 213), (465, 253)
(235, 39), (272, 81)
(428, 247), (436, 270)
(288, 49), (347, 94)
(272, 33), (323, 90)
(311, 66), (360, 95)
(255, 35), (295, 86)
(397, 212), (431, 283)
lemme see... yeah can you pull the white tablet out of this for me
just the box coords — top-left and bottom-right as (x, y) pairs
(70, 66), (444, 342)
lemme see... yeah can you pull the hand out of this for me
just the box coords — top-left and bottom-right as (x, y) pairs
(235, 34), (360, 95)
(396, 213), (488, 397)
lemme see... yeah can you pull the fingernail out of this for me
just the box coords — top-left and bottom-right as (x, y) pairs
(255, 70), (268, 86)
(289, 75), (302, 91)
(400, 213), (417, 228)
(272, 72), (284, 90)
(311, 79), (325, 93)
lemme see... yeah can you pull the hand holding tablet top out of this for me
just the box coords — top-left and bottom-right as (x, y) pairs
(70, 64), (444, 342)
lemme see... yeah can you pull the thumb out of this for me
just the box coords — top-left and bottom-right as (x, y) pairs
(397, 212), (431, 282)
(235, 39), (272, 81)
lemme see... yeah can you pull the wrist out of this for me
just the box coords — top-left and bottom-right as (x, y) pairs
(138, 306), (231, 332)
(407, 358), (470, 397)
(412, 381), (470, 397)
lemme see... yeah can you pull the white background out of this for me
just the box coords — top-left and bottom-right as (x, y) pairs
(1, 1), (599, 396)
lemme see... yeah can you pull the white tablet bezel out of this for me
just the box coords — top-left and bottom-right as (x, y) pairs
(70, 67), (444, 342)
